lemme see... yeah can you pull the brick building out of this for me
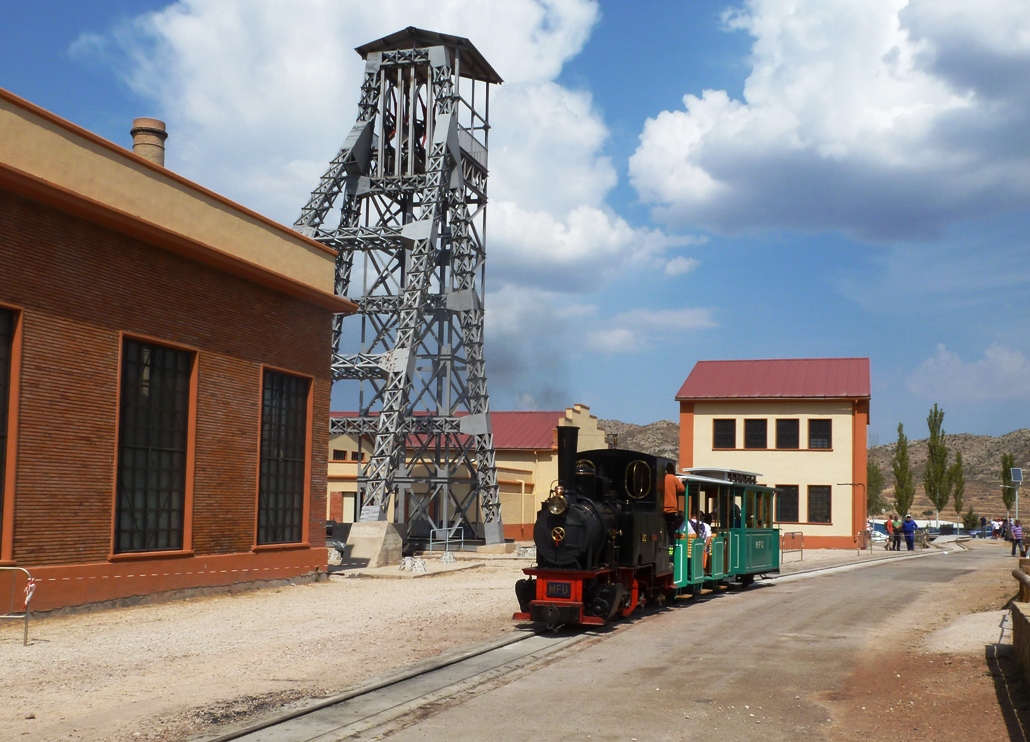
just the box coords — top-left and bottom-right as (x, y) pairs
(0, 88), (355, 611)
(677, 358), (870, 549)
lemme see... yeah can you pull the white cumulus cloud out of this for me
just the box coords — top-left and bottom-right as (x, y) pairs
(73, 0), (709, 412)
(585, 307), (717, 354)
(629, 0), (1030, 240)
(907, 344), (1030, 402)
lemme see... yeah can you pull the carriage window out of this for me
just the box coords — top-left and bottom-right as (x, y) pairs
(809, 419), (832, 449)
(776, 419), (799, 449)
(808, 485), (832, 523)
(776, 485), (799, 523)
(713, 419), (735, 449)
(744, 419), (767, 449)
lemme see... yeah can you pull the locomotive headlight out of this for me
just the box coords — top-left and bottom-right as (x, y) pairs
(546, 491), (569, 516)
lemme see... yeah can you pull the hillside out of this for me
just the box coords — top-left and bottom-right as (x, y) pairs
(597, 419), (679, 460)
(869, 428), (1030, 520)
(597, 419), (1030, 519)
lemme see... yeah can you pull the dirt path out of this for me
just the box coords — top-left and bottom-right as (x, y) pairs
(825, 539), (1029, 741)
(1, 543), (1020, 741)
(0, 559), (526, 742)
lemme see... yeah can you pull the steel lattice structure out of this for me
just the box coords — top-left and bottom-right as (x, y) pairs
(295, 28), (504, 544)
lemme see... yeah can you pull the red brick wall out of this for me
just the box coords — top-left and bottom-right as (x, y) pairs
(0, 188), (331, 567)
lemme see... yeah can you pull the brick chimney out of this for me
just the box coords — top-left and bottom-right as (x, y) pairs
(130, 118), (168, 167)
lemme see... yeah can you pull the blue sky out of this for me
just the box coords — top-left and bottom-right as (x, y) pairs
(3, 0), (1030, 444)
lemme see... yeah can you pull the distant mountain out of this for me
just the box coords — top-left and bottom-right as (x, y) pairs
(597, 418), (1030, 519)
(597, 419), (679, 460)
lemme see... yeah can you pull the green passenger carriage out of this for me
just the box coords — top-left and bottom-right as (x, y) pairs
(673, 468), (780, 590)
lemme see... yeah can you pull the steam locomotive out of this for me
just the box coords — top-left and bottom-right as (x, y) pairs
(514, 426), (780, 627)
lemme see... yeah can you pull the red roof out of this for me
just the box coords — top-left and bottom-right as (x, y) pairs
(676, 358), (870, 400)
(328, 410), (570, 450)
(490, 411), (565, 450)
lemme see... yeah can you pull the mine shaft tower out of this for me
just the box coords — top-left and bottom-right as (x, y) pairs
(295, 28), (503, 544)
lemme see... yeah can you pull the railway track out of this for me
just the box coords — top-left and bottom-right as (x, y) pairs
(201, 629), (589, 742)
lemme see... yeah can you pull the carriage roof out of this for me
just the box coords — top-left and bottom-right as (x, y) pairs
(679, 467), (778, 493)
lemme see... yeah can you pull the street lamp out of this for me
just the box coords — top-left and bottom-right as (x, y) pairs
(839, 482), (868, 555)
(1003, 484), (1020, 521)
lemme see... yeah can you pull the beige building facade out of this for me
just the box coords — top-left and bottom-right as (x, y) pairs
(678, 359), (870, 549)
(327, 404), (606, 541)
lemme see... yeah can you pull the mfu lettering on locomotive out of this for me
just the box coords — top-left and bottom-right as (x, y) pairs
(514, 426), (781, 628)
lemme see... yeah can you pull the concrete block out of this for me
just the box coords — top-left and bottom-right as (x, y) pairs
(347, 521), (404, 568)
(476, 542), (516, 554)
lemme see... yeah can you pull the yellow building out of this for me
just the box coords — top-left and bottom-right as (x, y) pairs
(677, 358), (870, 549)
(326, 404), (606, 540)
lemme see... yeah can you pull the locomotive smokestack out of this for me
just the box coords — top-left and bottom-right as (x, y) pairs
(556, 426), (579, 490)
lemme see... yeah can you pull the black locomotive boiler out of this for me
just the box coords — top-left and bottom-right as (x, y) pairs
(514, 425), (677, 627)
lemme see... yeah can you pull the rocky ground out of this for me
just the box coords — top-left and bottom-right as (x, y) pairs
(0, 542), (1023, 741)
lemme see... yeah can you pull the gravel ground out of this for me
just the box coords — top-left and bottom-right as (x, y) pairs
(0, 542), (976, 741)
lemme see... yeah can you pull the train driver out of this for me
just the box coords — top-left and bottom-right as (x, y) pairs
(663, 462), (685, 545)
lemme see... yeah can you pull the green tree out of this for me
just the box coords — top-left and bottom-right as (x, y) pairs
(950, 451), (965, 519)
(1002, 453), (1017, 515)
(923, 404), (952, 525)
(892, 423), (916, 517)
(867, 459), (887, 516)
(961, 505), (979, 531)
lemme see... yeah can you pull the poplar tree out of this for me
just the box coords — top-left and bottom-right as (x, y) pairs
(892, 423), (915, 517)
(923, 404), (952, 525)
(867, 459), (887, 516)
(950, 451), (965, 519)
(1002, 453), (1017, 515)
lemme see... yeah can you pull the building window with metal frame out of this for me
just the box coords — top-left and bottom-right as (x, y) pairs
(744, 418), (767, 449)
(257, 370), (309, 545)
(809, 419), (832, 449)
(776, 419), (799, 449)
(713, 419), (736, 449)
(115, 339), (191, 553)
(808, 485), (832, 523)
(776, 484), (799, 522)
(0, 308), (13, 550)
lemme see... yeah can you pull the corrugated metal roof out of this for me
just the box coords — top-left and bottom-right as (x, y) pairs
(675, 358), (870, 400)
(490, 411), (564, 450)
(328, 410), (567, 450)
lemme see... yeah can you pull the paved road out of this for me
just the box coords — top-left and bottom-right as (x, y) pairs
(382, 547), (997, 741)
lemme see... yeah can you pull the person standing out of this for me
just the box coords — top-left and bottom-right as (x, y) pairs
(892, 514), (903, 552)
(980, 515), (988, 538)
(663, 462), (685, 546)
(1013, 520), (1025, 557)
(885, 515), (895, 550)
(902, 514), (918, 551)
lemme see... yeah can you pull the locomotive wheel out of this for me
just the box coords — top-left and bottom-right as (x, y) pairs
(619, 580), (639, 618)
(738, 573), (755, 587)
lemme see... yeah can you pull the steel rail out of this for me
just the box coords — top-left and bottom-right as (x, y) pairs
(200, 629), (585, 742)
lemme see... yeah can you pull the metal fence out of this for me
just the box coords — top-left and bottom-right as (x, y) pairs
(781, 531), (804, 561)
(1, 566), (35, 646)
(428, 526), (465, 553)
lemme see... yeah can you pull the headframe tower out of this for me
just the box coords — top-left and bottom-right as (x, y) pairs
(295, 28), (503, 544)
